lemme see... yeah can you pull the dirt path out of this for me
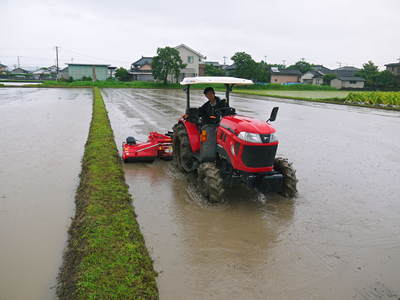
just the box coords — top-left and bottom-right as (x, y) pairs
(0, 88), (92, 300)
(103, 88), (400, 300)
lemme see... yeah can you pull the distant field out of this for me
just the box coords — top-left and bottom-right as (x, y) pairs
(234, 89), (352, 99)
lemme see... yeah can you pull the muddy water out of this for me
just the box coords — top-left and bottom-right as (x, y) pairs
(102, 88), (400, 300)
(0, 88), (91, 300)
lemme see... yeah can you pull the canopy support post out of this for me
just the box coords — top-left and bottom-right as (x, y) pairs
(225, 84), (233, 106)
(185, 85), (191, 112)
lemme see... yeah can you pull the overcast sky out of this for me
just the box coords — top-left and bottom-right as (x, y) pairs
(1, 0), (399, 70)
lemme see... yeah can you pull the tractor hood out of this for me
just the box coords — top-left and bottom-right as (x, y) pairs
(220, 115), (276, 135)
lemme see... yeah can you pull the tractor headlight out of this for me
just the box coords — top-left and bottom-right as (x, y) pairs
(237, 132), (263, 143)
(269, 133), (278, 143)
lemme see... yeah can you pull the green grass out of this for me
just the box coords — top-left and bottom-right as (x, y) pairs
(57, 87), (158, 300)
(346, 91), (400, 106)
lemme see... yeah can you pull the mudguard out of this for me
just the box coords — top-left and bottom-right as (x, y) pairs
(181, 120), (201, 153)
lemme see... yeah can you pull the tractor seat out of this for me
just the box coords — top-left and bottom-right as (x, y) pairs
(186, 107), (200, 124)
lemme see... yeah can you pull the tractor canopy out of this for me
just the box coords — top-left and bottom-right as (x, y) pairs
(180, 76), (254, 109)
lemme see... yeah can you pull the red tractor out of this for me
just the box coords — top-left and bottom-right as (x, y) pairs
(173, 76), (297, 202)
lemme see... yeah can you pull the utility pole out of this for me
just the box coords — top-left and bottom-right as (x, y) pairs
(17, 56), (20, 68)
(337, 61), (342, 68)
(282, 60), (286, 67)
(223, 56), (227, 65)
(55, 46), (59, 80)
(264, 56), (267, 62)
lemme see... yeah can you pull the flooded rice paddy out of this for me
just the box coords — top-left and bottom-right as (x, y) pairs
(102, 88), (400, 300)
(0, 88), (91, 300)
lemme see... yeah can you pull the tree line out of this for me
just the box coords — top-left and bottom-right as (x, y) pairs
(114, 47), (400, 90)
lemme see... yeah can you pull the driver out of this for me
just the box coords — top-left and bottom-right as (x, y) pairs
(199, 87), (228, 124)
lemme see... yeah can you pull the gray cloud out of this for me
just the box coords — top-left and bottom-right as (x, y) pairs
(1, 0), (399, 70)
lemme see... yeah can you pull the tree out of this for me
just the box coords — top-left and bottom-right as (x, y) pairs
(287, 60), (312, 74)
(254, 61), (269, 83)
(356, 61), (380, 89)
(152, 47), (186, 84)
(323, 73), (337, 85)
(115, 67), (130, 81)
(231, 52), (258, 80)
(204, 64), (225, 76)
(375, 70), (400, 90)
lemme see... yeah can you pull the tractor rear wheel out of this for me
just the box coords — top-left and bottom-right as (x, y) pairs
(173, 123), (197, 172)
(197, 162), (225, 203)
(274, 157), (298, 198)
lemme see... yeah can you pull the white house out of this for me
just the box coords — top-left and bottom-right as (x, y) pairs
(301, 70), (324, 85)
(174, 44), (205, 80)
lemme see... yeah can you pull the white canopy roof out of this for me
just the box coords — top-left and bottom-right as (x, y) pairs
(180, 76), (254, 86)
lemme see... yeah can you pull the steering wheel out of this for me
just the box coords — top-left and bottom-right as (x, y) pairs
(214, 107), (236, 116)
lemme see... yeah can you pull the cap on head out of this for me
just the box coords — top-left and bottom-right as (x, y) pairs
(203, 87), (215, 95)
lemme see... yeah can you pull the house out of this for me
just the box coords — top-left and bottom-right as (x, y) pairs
(270, 68), (302, 84)
(301, 70), (324, 85)
(0, 63), (8, 74)
(329, 66), (364, 89)
(130, 57), (154, 81)
(60, 63), (110, 80)
(174, 44), (206, 80)
(334, 66), (360, 77)
(130, 44), (205, 82)
(108, 66), (117, 78)
(32, 66), (57, 80)
(10, 67), (30, 74)
(302, 65), (364, 88)
(205, 61), (221, 68)
(385, 62), (400, 76)
(223, 63), (236, 76)
(330, 76), (365, 89)
(312, 65), (333, 74)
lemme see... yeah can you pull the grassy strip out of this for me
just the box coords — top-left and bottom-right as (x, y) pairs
(57, 87), (158, 300)
(232, 89), (400, 111)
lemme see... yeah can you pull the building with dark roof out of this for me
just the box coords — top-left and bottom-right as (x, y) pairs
(130, 57), (154, 81)
(270, 69), (302, 84)
(330, 75), (365, 89)
(385, 62), (400, 76)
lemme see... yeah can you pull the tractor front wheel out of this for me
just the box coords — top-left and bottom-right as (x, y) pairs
(197, 162), (225, 203)
(274, 157), (298, 198)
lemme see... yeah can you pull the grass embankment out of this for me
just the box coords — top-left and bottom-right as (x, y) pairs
(232, 89), (400, 111)
(58, 87), (158, 300)
(346, 91), (400, 106)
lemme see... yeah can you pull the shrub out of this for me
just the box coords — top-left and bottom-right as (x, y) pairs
(345, 92), (400, 106)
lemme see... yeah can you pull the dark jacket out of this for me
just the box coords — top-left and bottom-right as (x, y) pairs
(199, 96), (228, 124)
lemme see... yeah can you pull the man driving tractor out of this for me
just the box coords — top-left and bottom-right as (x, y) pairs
(199, 87), (228, 124)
